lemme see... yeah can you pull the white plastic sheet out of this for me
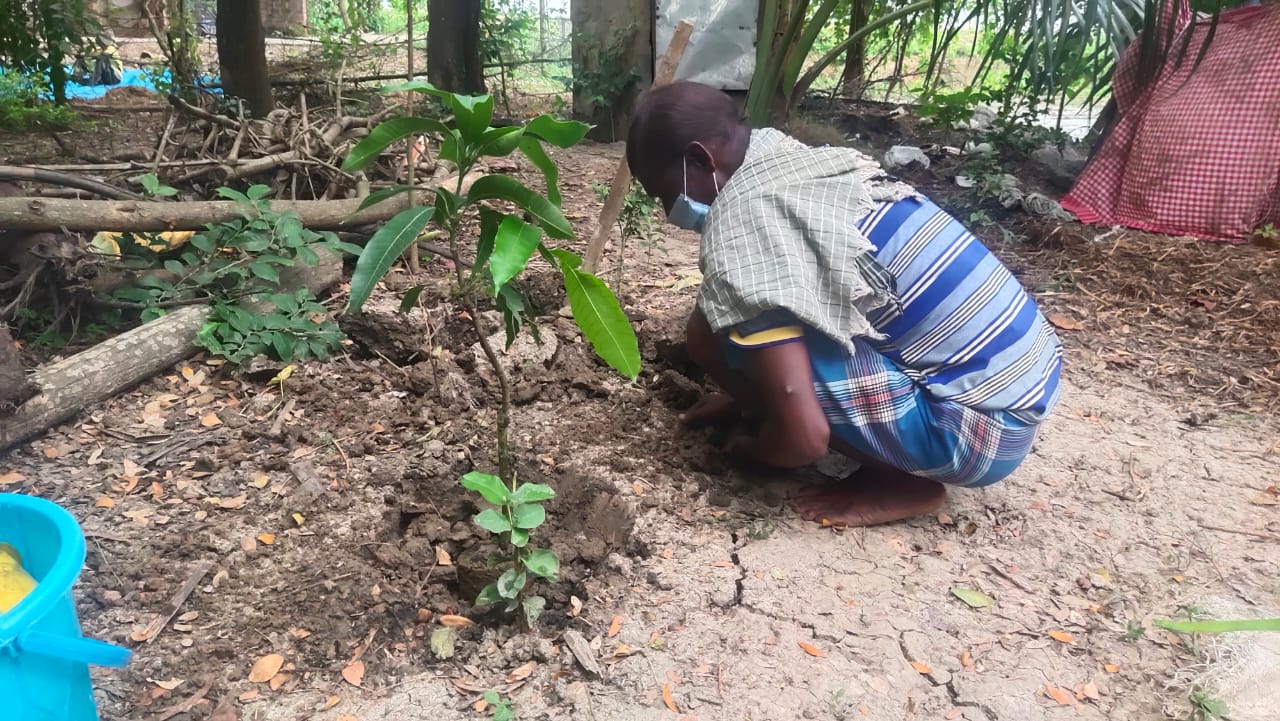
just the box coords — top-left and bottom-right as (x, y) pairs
(655, 0), (757, 90)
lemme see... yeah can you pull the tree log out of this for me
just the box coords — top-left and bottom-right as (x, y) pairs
(0, 249), (345, 453)
(0, 171), (481, 233)
(0, 166), (144, 201)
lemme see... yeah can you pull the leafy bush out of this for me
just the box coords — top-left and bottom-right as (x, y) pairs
(0, 70), (77, 130)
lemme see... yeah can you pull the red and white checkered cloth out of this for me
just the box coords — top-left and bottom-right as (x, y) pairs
(1061, 1), (1280, 242)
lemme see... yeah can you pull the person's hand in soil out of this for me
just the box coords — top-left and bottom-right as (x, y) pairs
(678, 392), (740, 427)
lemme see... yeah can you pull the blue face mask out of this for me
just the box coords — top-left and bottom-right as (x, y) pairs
(666, 157), (718, 234)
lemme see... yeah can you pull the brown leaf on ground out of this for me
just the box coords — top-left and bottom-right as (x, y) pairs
(42, 446), (59, 459)
(435, 546), (452, 565)
(439, 614), (475, 628)
(1046, 686), (1077, 706)
(1104, 663), (1120, 673)
(219, 495), (248, 510)
(798, 641), (827, 658)
(960, 650), (975, 671)
(257, 533), (275, 545)
(95, 497), (116, 508)
(1048, 630), (1075, 644)
(288, 627), (311, 639)
(0, 471), (24, 486)
(568, 596), (583, 617)
(200, 413), (223, 428)
(1046, 312), (1084, 331)
(608, 615), (623, 638)
(662, 683), (679, 713)
(268, 672), (290, 691)
(910, 661), (932, 674)
(506, 661), (535, 682)
(341, 660), (365, 687)
(248, 654), (285, 683)
(237, 690), (258, 702)
(324, 695), (341, 709)
(1078, 681), (1101, 701)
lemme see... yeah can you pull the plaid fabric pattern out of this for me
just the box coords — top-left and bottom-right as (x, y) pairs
(698, 129), (918, 345)
(723, 329), (1038, 487)
(1061, 1), (1280, 242)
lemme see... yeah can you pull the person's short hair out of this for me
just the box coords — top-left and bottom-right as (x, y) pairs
(626, 81), (745, 182)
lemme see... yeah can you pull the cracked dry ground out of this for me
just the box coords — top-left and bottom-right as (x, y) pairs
(7, 143), (1278, 721)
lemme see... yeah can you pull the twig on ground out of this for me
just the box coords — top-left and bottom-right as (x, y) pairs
(1199, 523), (1280, 543)
(131, 560), (215, 643)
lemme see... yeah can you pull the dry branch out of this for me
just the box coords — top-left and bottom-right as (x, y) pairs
(0, 171), (481, 233)
(0, 165), (143, 201)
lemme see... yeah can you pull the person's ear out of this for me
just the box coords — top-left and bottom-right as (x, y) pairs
(685, 141), (717, 173)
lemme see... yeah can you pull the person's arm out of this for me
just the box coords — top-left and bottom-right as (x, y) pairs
(730, 341), (831, 468)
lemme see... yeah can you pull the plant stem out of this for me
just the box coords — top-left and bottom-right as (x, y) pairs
(444, 212), (515, 487)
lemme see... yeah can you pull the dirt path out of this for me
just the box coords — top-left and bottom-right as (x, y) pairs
(2, 141), (1278, 721)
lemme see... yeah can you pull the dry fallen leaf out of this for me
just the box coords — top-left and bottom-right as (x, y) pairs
(240, 537), (257, 553)
(798, 641), (827, 658)
(439, 614), (475, 628)
(42, 446), (59, 459)
(269, 672), (291, 691)
(292, 512), (306, 526)
(568, 596), (583, 618)
(1046, 312), (1084, 331)
(200, 413), (223, 428)
(910, 661), (932, 674)
(1104, 663), (1120, 673)
(960, 650), (975, 671)
(324, 695), (341, 709)
(666, 670), (682, 685)
(337, 716), (358, 721)
(506, 661), (536, 682)
(238, 690), (259, 702)
(0, 471), (26, 486)
(945, 710), (963, 720)
(257, 533), (275, 545)
(341, 660), (365, 687)
(248, 654), (285, 683)
(1078, 681), (1101, 701)
(288, 627), (311, 639)
(1046, 686), (1077, 706)
(152, 678), (183, 690)
(252, 472), (270, 489)
(608, 615), (623, 638)
(435, 546), (452, 566)
(473, 698), (489, 712)
(662, 683), (679, 713)
(219, 494), (248, 510)
(95, 497), (116, 508)
(1048, 630), (1075, 644)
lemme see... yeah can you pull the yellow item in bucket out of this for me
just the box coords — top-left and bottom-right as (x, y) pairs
(0, 542), (37, 613)
(90, 230), (195, 257)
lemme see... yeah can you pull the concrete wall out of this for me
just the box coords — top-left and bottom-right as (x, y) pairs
(570, 0), (653, 142)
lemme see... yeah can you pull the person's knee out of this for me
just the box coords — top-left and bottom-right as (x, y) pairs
(685, 311), (718, 370)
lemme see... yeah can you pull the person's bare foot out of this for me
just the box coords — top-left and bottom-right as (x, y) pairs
(789, 469), (946, 527)
(679, 393), (740, 427)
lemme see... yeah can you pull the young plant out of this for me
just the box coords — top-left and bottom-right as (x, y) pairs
(593, 180), (663, 287)
(110, 183), (359, 363)
(481, 689), (516, 721)
(461, 471), (557, 624)
(343, 83), (640, 619)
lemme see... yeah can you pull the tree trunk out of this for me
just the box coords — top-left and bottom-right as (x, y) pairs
(841, 0), (870, 97)
(0, 171), (480, 232)
(0, 323), (35, 414)
(427, 0), (484, 94)
(216, 0), (273, 116)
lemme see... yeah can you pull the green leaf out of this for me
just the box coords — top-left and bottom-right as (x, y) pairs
(342, 117), (449, 172)
(496, 568), (527, 599)
(951, 587), (994, 609)
(346, 206), (435, 314)
(439, 129), (464, 166)
(1154, 618), (1280, 634)
(474, 207), (502, 274)
(473, 508), (512, 534)
(140, 173), (160, 195)
(489, 216), (542, 294)
(521, 595), (546, 627)
(162, 259), (185, 276)
(479, 125), (525, 157)
(449, 93), (495, 143)
(517, 135), (561, 206)
(510, 529), (530, 548)
(511, 503), (545, 530)
(430, 626), (457, 659)
(381, 79), (449, 98)
(467, 175), (573, 239)
(524, 115), (591, 148)
(154, 186), (178, 197)
(460, 471), (510, 506)
(496, 284), (531, 349)
(271, 332), (296, 361)
(483, 690), (501, 705)
(522, 548), (559, 581)
(246, 185), (271, 201)
(249, 261), (280, 284)
(510, 483), (555, 504)
(215, 187), (250, 205)
(399, 284), (427, 313)
(551, 249), (640, 380)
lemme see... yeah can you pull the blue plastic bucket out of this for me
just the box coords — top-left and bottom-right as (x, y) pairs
(0, 493), (131, 721)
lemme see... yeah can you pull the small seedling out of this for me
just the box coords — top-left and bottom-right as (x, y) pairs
(482, 690), (515, 721)
(461, 471), (559, 624)
(1189, 688), (1228, 721)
